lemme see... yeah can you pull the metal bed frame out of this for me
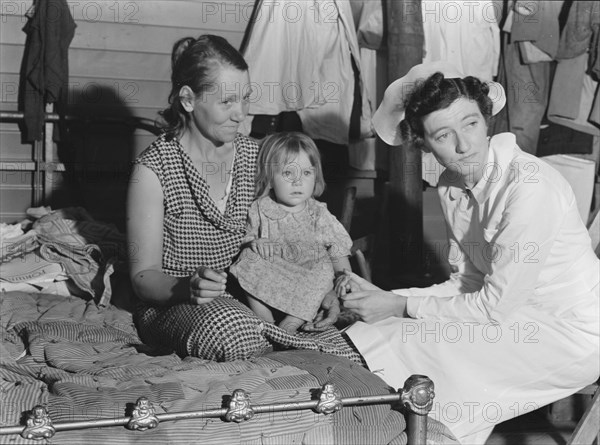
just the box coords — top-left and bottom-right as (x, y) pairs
(0, 375), (435, 444)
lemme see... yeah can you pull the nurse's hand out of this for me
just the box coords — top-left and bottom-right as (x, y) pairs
(339, 272), (409, 324)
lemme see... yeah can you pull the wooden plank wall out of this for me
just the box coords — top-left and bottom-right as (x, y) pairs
(0, 0), (250, 228)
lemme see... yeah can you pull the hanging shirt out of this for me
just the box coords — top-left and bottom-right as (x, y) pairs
(421, 0), (500, 81)
(242, 0), (372, 144)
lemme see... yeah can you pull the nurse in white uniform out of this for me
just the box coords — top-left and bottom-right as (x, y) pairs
(338, 62), (600, 444)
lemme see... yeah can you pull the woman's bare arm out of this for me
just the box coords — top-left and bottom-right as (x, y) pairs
(126, 164), (190, 306)
(127, 164), (226, 306)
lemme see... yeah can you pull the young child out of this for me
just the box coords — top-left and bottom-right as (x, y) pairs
(230, 132), (353, 334)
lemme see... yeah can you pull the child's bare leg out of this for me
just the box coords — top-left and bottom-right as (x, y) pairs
(246, 294), (275, 323)
(279, 315), (305, 334)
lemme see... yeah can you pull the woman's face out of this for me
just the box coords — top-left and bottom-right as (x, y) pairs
(187, 65), (251, 145)
(422, 97), (490, 188)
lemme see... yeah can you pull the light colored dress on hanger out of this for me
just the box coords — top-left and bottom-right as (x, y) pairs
(242, 0), (372, 144)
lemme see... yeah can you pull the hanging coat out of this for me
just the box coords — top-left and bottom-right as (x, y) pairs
(20, 0), (76, 141)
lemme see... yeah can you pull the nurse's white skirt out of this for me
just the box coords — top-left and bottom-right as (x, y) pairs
(345, 286), (599, 444)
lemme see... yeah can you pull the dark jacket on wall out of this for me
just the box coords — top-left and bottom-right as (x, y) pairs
(19, 0), (76, 141)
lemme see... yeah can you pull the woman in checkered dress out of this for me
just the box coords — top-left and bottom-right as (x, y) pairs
(126, 35), (362, 363)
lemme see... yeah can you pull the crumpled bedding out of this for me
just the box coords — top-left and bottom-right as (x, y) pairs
(1, 207), (126, 304)
(0, 291), (457, 445)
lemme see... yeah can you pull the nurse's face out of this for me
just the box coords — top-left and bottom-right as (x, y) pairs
(422, 97), (490, 188)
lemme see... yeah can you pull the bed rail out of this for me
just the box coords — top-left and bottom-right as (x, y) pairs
(0, 110), (160, 209)
(0, 375), (434, 445)
(0, 111), (161, 135)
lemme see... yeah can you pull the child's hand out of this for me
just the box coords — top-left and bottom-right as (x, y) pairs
(334, 269), (353, 297)
(250, 239), (279, 261)
(302, 290), (340, 332)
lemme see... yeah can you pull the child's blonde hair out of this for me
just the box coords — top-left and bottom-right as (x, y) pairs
(256, 132), (326, 199)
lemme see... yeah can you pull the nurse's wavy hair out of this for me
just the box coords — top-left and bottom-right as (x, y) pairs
(255, 132), (326, 199)
(159, 34), (248, 139)
(400, 72), (494, 149)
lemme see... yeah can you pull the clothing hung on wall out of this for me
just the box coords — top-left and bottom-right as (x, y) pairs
(548, 54), (600, 137)
(421, 0), (500, 81)
(498, 1), (562, 155)
(242, 0), (373, 145)
(19, 0), (77, 142)
(497, 1), (600, 157)
(547, 1), (600, 136)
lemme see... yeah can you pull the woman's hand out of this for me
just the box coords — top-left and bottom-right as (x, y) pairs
(302, 290), (340, 332)
(189, 266), (227, 304)
(338, 271), (408, 324)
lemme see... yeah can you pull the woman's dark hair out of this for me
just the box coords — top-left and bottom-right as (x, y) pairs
(159, 34), (248, 138)
(400, 72), (493, 148)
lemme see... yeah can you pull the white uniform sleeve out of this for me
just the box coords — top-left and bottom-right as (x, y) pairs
(404, 178), (566, 323)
